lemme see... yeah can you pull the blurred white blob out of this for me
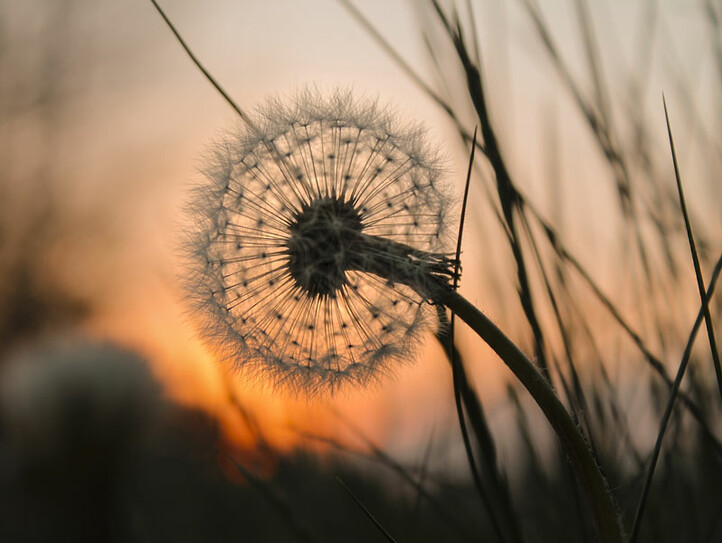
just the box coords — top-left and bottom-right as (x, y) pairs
(0, 336), (161, 467)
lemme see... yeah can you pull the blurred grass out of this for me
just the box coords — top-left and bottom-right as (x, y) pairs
(342, 0), (722, 540)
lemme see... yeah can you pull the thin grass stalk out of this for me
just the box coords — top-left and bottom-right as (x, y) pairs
(447, 321), (512, 543)
(299, 428), (475, 542)
(573, 0), (614, 139)
(227, 456), (321, 543)
(522, 0), (674, 364)
(536, 210), (722, 454)
(444, 128), (513, 542)
(148, 0), (257, 131)
(432, 0), (552, 383)
(336, 478), (398, 543)
(339, 4), (717, 438)
(630, 250), (722, 543)
(438, 307), (523, 543)
(663, 97), (722, 402)
(518, 211), (596, 440)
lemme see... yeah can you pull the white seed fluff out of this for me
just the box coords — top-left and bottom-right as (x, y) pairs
(183, 89), (453, 393)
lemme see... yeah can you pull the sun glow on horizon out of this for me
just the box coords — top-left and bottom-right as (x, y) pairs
(81, 260), (462, 460)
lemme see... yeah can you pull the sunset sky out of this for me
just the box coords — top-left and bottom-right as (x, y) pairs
(2, 0), (721, 468)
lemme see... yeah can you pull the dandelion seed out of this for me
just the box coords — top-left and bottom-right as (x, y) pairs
(183, 89), (456, 392)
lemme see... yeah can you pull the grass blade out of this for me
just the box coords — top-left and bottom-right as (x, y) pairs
(336, 0), (454, 120)
(228, 456), (320, 543)
(336, 477), (398, 543)
(630, 250), (722, 542)
(432, 0), (552, 382)
(444, 127), (518, 542)
(338, 1), (719, 441)
(663, 96), (722, 402)
(148, 0), (256, 130)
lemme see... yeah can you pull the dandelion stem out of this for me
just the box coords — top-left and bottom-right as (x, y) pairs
(441, 290), (622, 543)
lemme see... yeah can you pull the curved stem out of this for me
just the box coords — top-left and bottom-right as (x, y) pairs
(440, 290), (623, 543)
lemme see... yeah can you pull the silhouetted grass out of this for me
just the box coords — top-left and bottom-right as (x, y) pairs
(1, 1), (721, 542)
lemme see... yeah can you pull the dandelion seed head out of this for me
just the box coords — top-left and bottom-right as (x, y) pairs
(183, 89), (454, 393)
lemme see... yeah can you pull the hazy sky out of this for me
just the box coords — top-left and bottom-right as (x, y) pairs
(3, 0), (721, 463)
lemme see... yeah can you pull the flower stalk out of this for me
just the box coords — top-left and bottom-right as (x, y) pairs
(439, 290), (622, 543)
(353, 234), (621, 543)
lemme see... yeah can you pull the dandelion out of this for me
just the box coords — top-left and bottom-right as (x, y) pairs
(184, 89), (457, 392)
(153, 1), (622, 536)
(180, 88), (619, 536)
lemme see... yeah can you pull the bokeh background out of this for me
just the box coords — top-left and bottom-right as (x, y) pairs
(1, 1), (721, 541)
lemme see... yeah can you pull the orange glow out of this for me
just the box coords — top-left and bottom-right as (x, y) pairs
(6, 1), (712, 481)
(81, 255), (460, 460)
